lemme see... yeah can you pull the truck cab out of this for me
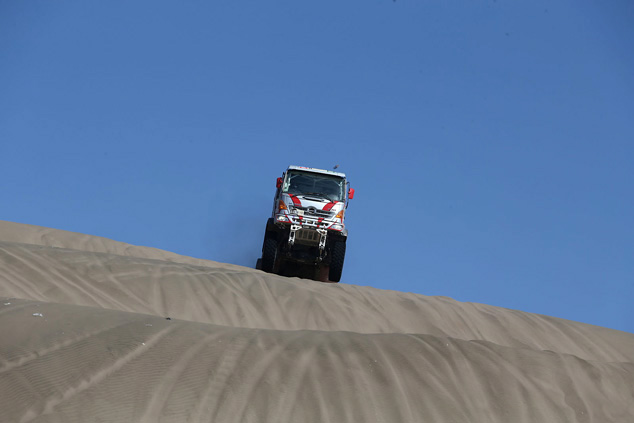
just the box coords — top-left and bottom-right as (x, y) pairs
(259, 166), (354, 282)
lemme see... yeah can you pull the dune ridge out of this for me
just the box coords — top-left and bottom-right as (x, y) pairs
(1, 220), (633, 422)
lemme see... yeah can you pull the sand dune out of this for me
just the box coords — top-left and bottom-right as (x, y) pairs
(1, 221), (633, 422)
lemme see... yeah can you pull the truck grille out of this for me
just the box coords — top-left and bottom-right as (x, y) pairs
(292, 206), (333, 218)
(295, 229), (321, 245)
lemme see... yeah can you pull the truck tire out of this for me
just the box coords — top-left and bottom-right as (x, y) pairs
(328, 241), (346, 282)
(261, 237), (278, 273)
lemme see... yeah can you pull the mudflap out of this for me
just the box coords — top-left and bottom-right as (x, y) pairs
(315, 264), (333, 283)
(272, 261), (332, 282)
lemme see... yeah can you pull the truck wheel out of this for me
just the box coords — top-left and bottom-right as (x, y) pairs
(262, 237), (278, 273)
(328, 241), (346, 282)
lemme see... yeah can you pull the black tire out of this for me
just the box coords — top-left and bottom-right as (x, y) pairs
(328, 241), (346, 282)
(261, 237), (278, 273)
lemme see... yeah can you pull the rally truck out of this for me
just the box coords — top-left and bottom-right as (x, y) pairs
(258, 165), (354, 282)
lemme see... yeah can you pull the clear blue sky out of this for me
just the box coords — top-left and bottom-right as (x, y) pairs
(2, 1), (633, 333)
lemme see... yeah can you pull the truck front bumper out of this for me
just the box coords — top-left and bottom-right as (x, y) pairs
(274, 213), (344, 232)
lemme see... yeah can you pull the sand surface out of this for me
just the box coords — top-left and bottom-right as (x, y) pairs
(1, 220), (633, 422)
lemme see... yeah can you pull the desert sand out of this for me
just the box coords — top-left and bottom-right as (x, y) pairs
(1, 220), (633, 422)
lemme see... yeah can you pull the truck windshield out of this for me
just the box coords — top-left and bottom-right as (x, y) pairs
(284, 170), (345, 202)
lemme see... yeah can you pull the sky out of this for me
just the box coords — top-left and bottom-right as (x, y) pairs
(1, 0), (633, 333)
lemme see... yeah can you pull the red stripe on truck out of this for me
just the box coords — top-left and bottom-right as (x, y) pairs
(322, 201), (338, 211)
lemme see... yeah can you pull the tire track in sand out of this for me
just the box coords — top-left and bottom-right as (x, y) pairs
(189, 331), (252, 423)
(18, 324), (177, 423)
(138, 330), (227, 423)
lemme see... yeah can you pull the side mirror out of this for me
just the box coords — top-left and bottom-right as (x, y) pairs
(348, 188), (355, 199)
(276, 177), (283, 188)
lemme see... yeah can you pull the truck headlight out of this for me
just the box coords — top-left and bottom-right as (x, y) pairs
(330, 224), (343, 231)
(276, 215), (289, 222)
